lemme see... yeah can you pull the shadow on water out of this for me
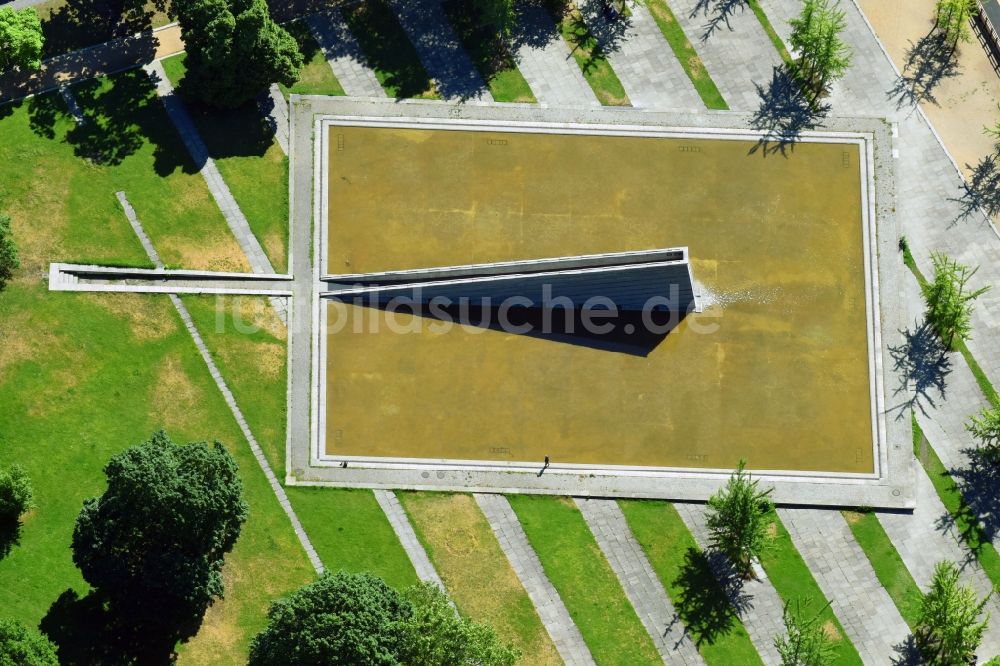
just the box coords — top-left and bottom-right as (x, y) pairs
(887, 319), (952, 419)
(887, 31), (962, 110)
(749, 65), (829, 157)
(689, 0), (747, 41)
(671, 548), (746, 647)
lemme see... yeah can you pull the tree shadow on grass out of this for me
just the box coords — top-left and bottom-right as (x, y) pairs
(749, 65), (829, 157)
(672, 547), (744, 647)
(887, 319), (952, 420)
(944, 446), (1000, 549)
(41, 588), (204, 666)
(950, 154), (1000, 225)
(575, 0), (630, 56)
(0, 518), (22, 561)
(887, 31), (962, 110)
(690, 0), (747, 41)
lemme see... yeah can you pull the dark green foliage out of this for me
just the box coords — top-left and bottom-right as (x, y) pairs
(0, 215), (19, 293)
(468, 0), (515, 41)
(0, 8), (43, 73)
(0, 618), (58, 666)
(248, 571), (412, 666)
(71, 430), (248, 618)
(172, 0), (303, 108)
(706, 459), (775, 578)
(0, 464), (33, 522)
(916, 560), (990, 665)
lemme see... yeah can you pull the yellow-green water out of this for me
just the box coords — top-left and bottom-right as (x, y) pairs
(324, 126), (873, 473)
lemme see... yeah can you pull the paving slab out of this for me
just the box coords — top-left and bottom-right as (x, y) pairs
(513, 4), (599, 106)
(372, 489), (447, 589)
(308, 10), (387, 98)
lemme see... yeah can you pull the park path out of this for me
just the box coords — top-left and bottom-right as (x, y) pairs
(308, 10), (387, 98)
(575, 497), (703, 665)
(778, 508), (912, 665)
(673, 502), (785, 666)
(513, 5), (599, 106)
(474, 494), (596, 666)
(665, 0), (781, 110)
(261, 84), (290, 154)
(577, 0), (701, 109)
(372, 490), (447, 589)
(877, 471), (1000, 660)
(383, 0), (494, 101)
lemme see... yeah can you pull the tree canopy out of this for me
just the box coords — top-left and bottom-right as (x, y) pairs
(706, 459), (775, 578)
(916, 560), (991, 665)
(773, 599), (836, 666)
(172, 0), (302, 108)
(71, 430), (248, 618)
(788, 0), (852, 101)
(0, 8), (43, 74)
(0, 464), (33, 523)
(0, 618), (58, 666)
(923, 251), (990, 349)
(934, 0), (976, 45)
(967, 405), (1000, 456)
(0, 215), (20, 293)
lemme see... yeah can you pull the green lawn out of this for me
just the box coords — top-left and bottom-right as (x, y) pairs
(440, 0), (535, 102)
(640, 0), (727, 109)
(508, 496), (660, 665)
(843, 510), (923, 629)
(758, 512), (863, 665)
(747, 0), (792, 65)
(280, 19), (347, 97)
(344, 1), (439, 98)
(618, 500), (763, 665)
(160, 54), (290, 273)
(550, 3), (630, 105)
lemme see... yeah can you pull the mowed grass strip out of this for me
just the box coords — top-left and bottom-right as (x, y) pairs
(747, 0), (792, 64)
(160, 54), (290, 273)
(507, 495), (660, 666)
(441, 0), (535, 102)
(640, 0), (727, 109)
(618, 500), (763, 665)
(842, 510), (923, 630)
(344, 1), (440, 99)
(397, 492), (561, 665)
(550, 2), (629, 105)
(759, 512), (862, 666)
(280, 19), (347, 97)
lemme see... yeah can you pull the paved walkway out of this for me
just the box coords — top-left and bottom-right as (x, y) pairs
(577, 0), (701, 109)
(372, 489), (448, 589)
(575, 497), (704, 665)
(116, 191), (323, 574)
(308, 10), (387, 98)
(877, 471), (1000, 660)
(383, 0), (494, 101)
(666, 0), (782, 110)
(143, 60), (287, 323)
(779, 507), (912, 665)
(262, 84), (290, 154)
(474, 494), (596, 666)
(513, 5), (598, 106)
(673, 502), (784, 666)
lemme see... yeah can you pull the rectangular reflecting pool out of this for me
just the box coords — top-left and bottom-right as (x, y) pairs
(321, 124), (875, 474)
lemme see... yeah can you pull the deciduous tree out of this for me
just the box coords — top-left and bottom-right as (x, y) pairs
(0, 8), (43, 74)
(916, 560), (991, 665)
(923, 251), (990, 349)
(774, 599), (836, 666)
(706, 459), (775, 578)
(0, 464), (33, 522)
(0, 215), (19, 293)
(788, 0), (852, 101)
(0, 618), (58, 666)
(934, 0), (976, 46)
(968, 405), (1000, 455)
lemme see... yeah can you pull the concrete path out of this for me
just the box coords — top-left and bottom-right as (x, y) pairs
(261, 84), (290, 155)
(877, 470), (1000, 660)
(673, 502), (785, 665)
(115, 191), (323, 575)
(575, 497), (704, 665)
(384, 0), (494, 102)
(58, 85), (86, 124)
(308, 10), (387, 98)
(143, 60), (287, 324)
(475, 494), (596, 666)
(666, 0), (782, 110)
(779, 507), (913, 665)
(372, 489), (448, 589)
(513, 4), (599, 106)
(577, 0), (701, 109)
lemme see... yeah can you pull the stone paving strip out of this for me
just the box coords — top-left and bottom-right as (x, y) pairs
(878, 471), (1000, 659)
(577, 0), (701, 109)
(778, 507), (912, 665)
(383, 0), (494, 102)
(664, 0), (782, 110)
(142, 60), (287, 324)
(513, 4), (599, 106)
(308, 10), (387, 98)
(58, 85), (86, 125)
(673, 502), (784, 665)
(372, 490), (448, 590)
(574, 497), (704, 665)
(261, 84), (290, 154)
(116, 191), (323, 574)
(474, 494), (596, 666)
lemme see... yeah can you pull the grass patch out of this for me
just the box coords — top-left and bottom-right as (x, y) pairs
(618, 500), (762, 665)
(279, 19), (347, 97)
(757, 511), (862, 665)
(912, 415), (1000, 587)
(508, 496), (660, 665)
(640, 0), (727, 109)
(440, 1), (535, 102)
(842, 510), (923, 629)
(344, 1), (439, 99)
(398, 492), (560, 665)
(550, 3), (630, 105)
(160, 53), (290, 273)
(747, 0), (792, 65)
